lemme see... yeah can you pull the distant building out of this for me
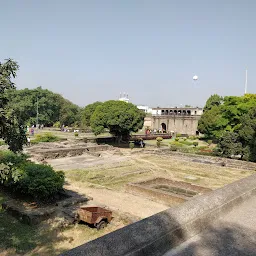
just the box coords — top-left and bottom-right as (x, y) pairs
(150, 106), (203, 135)
(137, 105), (152, 113)
(119, 93), (129, 103)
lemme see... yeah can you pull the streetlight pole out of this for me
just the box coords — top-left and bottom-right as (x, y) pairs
(36, 96), (39, 127)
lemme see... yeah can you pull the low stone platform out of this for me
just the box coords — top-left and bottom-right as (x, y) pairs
(126, 178), (211, 206)
(2, 190), (91, 225)
(32, 145), (111, 159)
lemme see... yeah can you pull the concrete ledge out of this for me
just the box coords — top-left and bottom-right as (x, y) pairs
(61, 173), (256, 256)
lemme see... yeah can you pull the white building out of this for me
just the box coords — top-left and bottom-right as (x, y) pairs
(119, 93), (129, 103)
(137, 105), (153, 113)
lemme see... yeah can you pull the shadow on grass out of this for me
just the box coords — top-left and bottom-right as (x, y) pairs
(0, 190), (85, 256)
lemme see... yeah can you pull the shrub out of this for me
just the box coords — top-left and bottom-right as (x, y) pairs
(53, 121), (61, 128)
(0, 150), (65, 200)
(0, 140), (6, 146)
(129, 142), (134, 150)
(183, 138), (187, 141)
(175, 138), (179, 141)
(170, 145), (177, 151)
(193, 141), (199, 147)
(207, 140), (212, 145)
(188, 136), (196, 140)
(156, 137), (163, 148)
(0, 150), (28, 166)
(14, 163), (65, 200)
(34, 132), (60, 143)
(176, 134), (182, 138)
(74, 132), (79, 137)
(156, 137), (163, 142)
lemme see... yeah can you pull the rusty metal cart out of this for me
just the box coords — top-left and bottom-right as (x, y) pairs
(75, 206), (112, 230)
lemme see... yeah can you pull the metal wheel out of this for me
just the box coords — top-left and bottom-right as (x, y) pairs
(96, 220), (107, 230)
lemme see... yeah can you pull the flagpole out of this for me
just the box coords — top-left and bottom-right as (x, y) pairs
(244, 69), (247, 94)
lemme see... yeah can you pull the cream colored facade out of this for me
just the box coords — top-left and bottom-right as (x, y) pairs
(150, 107), (203, 135)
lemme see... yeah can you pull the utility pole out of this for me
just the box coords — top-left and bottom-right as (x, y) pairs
(36, 96), (39, 126)
(245, 69), (248, 94)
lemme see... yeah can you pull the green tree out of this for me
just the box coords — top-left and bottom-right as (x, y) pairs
(216, 131), (243, 158)
(90, 100), (145, 142)
(81, 101), (102, 127)
(6, 87), (81, 126)
(204, 94), (223, 111)
(0, 59), (26, 152)
(238, 107), (256, 161)
(198, 105), (228, 138)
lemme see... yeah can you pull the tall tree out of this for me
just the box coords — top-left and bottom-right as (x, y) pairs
(7, 87), (81, 126)
(0, 59), (26, 152)
(81, 101), (102, 127)
(204, 94), (223, 111)
(90, 100), (145, 142)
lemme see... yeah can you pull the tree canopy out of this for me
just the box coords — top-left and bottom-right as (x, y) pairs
(81, 101), (102, 127)
(90, 100), (145, 141)
(7, 87), (81, 127)
(199, 94), (256, 161)
(0, 59), (26, 152)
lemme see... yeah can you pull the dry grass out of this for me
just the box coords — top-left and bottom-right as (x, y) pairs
(64, 152), (255, 190)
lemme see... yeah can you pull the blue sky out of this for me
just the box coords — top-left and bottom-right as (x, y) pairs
(1, 0), (255, 107)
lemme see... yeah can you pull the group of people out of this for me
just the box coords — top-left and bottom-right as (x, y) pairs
(27, 124), (44, 135)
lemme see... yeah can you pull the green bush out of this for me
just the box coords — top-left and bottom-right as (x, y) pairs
(207, 140), (212, 145)
(156, 137), (163, 142)
(0, 150), (65, 200)
(183, 138), (187, 141)
(129, 142), (134, 150)
(188, 136), (196, 140)
(175, 138), (179, 141)
(193, 141), (199, 147)
(170, 141), (184, 147)
(156, 137), (163, 148)
(170, 145), (177, 151)
(53, 121), (61, 128)
(74, 132), (79, 137)
(0, 150), (28, 166)
(14, 163), (65, 200)
(176, 133), (182, 137)
(0, 140), (6, 146)
(33, 132), (60, 143)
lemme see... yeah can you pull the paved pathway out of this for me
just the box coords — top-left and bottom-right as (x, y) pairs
(164, 195), (256, 256)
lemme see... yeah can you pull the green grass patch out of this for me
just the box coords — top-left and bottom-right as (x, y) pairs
(32, 132), (60, 143)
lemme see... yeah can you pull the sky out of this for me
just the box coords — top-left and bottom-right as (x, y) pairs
(1, 0), (256, 107)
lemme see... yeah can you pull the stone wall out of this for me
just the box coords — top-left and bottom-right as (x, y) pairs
(61, 173), (256, 256)
(151, 115), (200, 135)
